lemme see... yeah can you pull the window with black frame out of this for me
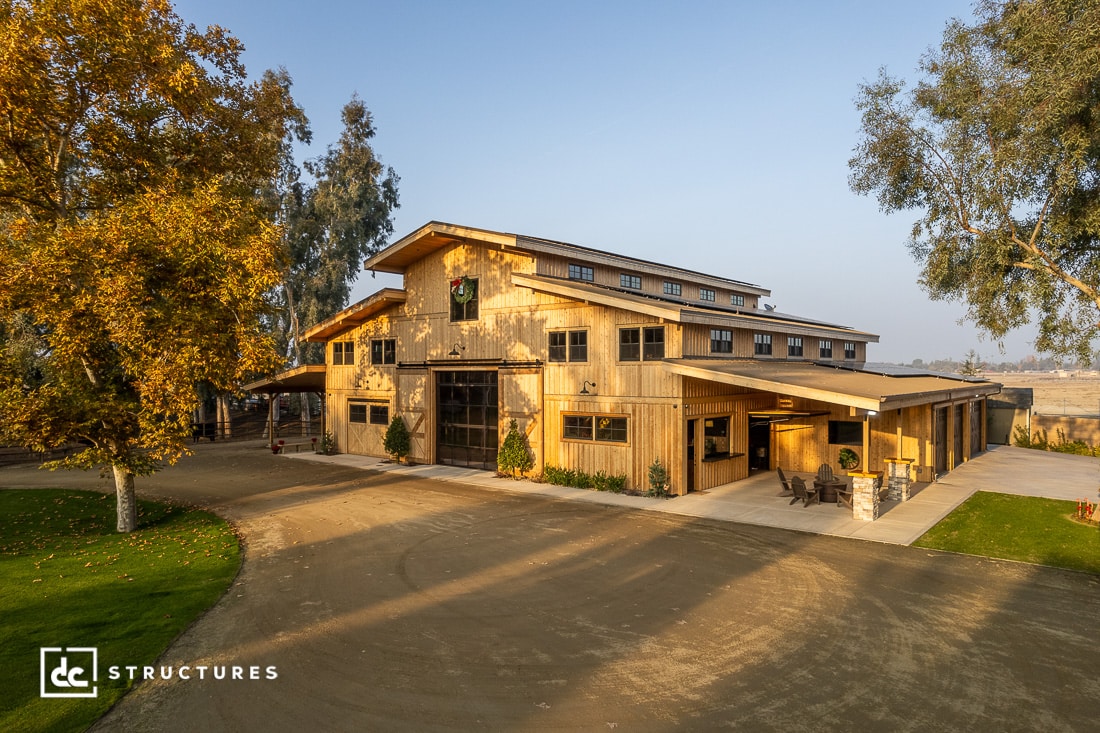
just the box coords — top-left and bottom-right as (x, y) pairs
(619, 328), (641, 361)
(548, 332), (567, 362)
(569, 330), (588, 361)
(370, 338), (396, 365)
(548, 330), (587, 362)
(620, 326), (663, 361)
(754, 333), (772, 356)
(642, 326), (664, 359)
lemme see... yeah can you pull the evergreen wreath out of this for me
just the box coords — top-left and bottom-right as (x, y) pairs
(450, 275), (475, 304)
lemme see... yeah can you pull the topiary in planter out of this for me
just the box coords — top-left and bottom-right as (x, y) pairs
(383, 415), (411, 463)
(497, 418), (533, 478)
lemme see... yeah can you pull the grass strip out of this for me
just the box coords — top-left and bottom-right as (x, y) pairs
(914, 491), (1100, 574)
(0, 489), (241, 733)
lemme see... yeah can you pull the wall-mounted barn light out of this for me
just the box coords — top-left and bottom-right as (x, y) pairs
(580, 380), (596, 395)
(448, 343), (465, 357)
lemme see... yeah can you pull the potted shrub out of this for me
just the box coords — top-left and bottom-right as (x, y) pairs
(838, 448), (860, 470)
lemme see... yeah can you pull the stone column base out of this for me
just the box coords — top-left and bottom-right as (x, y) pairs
(849, 471), (884, 521)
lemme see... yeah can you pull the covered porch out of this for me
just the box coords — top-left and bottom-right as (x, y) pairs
(242, 364), (328, 445)
(664, 358), (1002, 493)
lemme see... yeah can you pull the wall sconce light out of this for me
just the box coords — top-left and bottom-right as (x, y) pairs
(580, 380), (596, 395)
(448, 343), (466, 357)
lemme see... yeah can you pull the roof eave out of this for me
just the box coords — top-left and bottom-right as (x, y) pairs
(301, 288), (407, 342)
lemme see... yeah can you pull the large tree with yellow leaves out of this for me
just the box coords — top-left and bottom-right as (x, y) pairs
(0, 0), (304, 531)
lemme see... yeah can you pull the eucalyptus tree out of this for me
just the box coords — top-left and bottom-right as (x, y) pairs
(849, 0), (1100, 361)
(272, 96), (399, 434)
(276, 96), (400, 366)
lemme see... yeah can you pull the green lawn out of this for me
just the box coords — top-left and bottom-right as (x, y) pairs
(0, 489), (241, 733)
(914, 491), (1100, 574)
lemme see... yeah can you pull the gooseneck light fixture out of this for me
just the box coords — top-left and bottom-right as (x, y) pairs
(580, 380), (596, 395)
(448, 343), (466, 357)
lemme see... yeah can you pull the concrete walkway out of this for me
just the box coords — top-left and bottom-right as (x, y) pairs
(285, 444), (1098, 546)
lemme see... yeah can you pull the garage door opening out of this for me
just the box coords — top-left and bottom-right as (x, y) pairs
(437, 370), (499, 470)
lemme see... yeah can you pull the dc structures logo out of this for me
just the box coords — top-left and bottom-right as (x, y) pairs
(40, 647), (98, 698)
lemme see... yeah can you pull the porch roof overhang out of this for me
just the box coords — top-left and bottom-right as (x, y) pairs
(242, 364), (327, 394)
(663, 358), (1001, 412)
(301, 288), (407, 342)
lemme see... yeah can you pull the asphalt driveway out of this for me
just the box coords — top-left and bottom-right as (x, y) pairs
(4, 443), (1098, 731)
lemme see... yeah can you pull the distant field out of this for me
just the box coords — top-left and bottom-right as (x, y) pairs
(988, 372), (1100, 417)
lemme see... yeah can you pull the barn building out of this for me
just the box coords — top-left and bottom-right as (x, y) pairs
(292, 221), (999, 494)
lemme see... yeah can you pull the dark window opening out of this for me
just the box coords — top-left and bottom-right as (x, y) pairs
(369, 405), (389, 425)
(619, 328), (640, 361)
(643, 326), (664, 360)
(371, 339), (396, 365)
(569, 330), (588, 362)
(711, 329), (733, 354)
(548, 332), (566, 362)
(704, 417), (730, 459)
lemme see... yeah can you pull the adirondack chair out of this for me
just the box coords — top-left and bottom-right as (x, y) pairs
(815, 463), (835, 484)
(835, 483), (854, 510)
(789, 476), (819, 507)
(776, 467), (794, 496)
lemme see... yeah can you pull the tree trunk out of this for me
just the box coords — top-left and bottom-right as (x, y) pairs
(299, 392), (310, 436)
(217, 393), (232, 438)
(113, 465), (137, 533)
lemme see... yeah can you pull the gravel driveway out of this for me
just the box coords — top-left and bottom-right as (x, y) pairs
(5, 442), (1098, 731)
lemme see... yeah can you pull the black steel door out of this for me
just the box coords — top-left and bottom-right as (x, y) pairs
(436, 370), (499, 470)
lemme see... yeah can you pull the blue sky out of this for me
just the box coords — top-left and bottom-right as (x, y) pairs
(174, 0), (1042, 364)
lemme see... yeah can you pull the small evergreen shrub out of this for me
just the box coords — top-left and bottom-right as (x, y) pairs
(647, 457), (670, 498)
(497, 419), (534, 478)
(382, 415), (411, 462)
(319, 431), (337, 455)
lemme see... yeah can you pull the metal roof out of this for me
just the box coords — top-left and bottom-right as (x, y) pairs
(514, 273), (879, 342)
(301, 288), (407, 342)
(364, 221), (770, 296)
(662, 358), (1001, 411)
(242, 364), (327, 394)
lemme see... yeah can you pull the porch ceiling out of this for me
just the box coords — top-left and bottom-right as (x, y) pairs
(663, 359), (1001, 411)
